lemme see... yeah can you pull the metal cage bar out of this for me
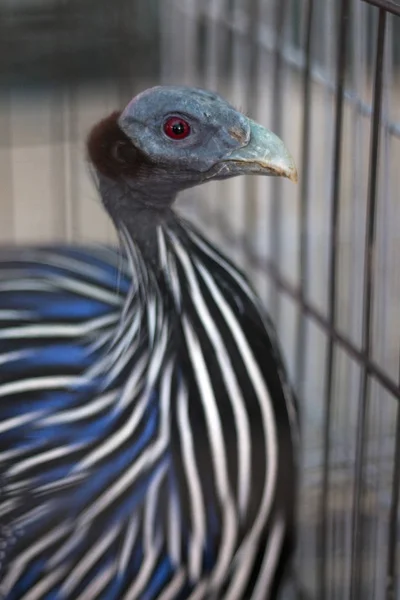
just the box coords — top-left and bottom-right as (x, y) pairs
(350, 8), (387, 598)
(319, 0), (351, 597)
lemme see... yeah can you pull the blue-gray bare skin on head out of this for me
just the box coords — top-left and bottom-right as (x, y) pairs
(119, 86), (251, 173)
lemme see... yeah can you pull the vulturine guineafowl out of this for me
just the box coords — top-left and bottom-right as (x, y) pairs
(0, 86), (299, 599)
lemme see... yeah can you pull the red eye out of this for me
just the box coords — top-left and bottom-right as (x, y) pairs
(163, 117), (191, 140)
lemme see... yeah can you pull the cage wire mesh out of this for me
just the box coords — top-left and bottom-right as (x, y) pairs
(160, 1), (400, 597)
(0, 0), (400, 598)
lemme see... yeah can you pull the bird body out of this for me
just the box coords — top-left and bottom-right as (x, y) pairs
(0, 86), (298, 599)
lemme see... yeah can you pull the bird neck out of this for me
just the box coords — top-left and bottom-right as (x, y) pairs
(97, 172), (181, 271)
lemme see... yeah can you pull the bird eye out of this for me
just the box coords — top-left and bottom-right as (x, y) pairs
(163, 117), (191, 140)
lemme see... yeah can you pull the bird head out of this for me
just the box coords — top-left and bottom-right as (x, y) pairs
(87, 85), (297, 208)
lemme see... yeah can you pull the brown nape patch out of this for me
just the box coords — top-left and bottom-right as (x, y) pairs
(86, 111), (151, 180)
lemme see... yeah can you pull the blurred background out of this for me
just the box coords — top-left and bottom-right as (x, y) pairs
(0, 0), (400, 597)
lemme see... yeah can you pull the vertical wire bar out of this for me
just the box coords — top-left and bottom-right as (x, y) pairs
(204, 0), (225, 91)
(350, 9), (387, 599)
(349, 0), (367, 360)
(159, 0), (173, 84)
(204, 0), (225, 227)
(268, 0), (287, 324)
(227, 0), (248, 267)
(382, 15), (399, 599)
(0, 91), (15, 242)
(181, 0), (200, 221)
(50, 88), (68, 241)
(243, 0), (261, 271)
(373, 10), (393, 597)
(339, 2), (367, 595)
(379, 11), (394, 383)
(117, 0), (134, 107)
(57, 85), (79, 243)
(386, 378), (400, 599)
(294, 1), (314, 592)
(295, 0), (313, 585)
(65, 86), (79, 241)
(294, 0), (314, 403)
(50, 0), (72, 242)
(373, 9), (391, 386)
(182, 0), (199, 86)
(318, 0), (350, 598)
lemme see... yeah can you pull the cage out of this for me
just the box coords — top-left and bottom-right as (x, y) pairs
(0, 0), (399, 598)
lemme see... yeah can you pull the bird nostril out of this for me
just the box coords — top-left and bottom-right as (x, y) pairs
(229, 127), (246, 143)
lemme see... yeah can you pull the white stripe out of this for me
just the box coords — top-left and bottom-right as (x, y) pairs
(7, 443), (85, 477)
(121, 225), (150, 293)
(119, 283), (137, 327)
(0, 310), (32, 320)
(182, 318), (238, 588)
(157, 226), (168, 271)
(111, 310), (142, 366)
(0, 350), (31, 367)
(0, 498), (18, 517)
(252, 515), (286, 600)
(146, 324), (168, 389)
(123, 537), (162, 600)
(186, 581), (208, 600)
(147, 297), (158, 346)
(19, 250), (115, 281)
(0, 410), (44, 434)
(157, 226), (182, 308)
(0, 313), (118, 340)
(35, 472), (85, 494)
(0, 280), (54, 293)
(86, 330), (113, 354)
(187, 228), (259, 303)
(157, 569), (186, 600)
(4, 478), (34, 494)
(0, 447), (31, 462)
(114, 354), (147, 411)
(177, 381), (206, 580)
(73, 383), (151, 473)
(91, 335), (139, 385)
(168, 489), (181, 567)
(0, 523), (69, 596)
(144, 462), (168, 554)
(223, 538), (259, 600)
(167, 252), (182, 308)
(77, 432), (165, 527)
(48, 274), (123, 306)
(19, 565), (68, 600)
(48, 525), (89, 569)
(38, 390), (117, 425)
(198, 266), (279, 591)
(11, 504), (49, 529)
(0, 376), (80, 398)
(78, 361), (172, 526)
(75, 562), (116, 600)
(172, 239), (251, 514)
(191, 228), (298, 444)
(61, 524), (120, 595)
(119, 516), (139, 575)
(181, 319), (229, 494)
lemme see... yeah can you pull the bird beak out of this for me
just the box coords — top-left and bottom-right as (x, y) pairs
(221, 119), (298, 183)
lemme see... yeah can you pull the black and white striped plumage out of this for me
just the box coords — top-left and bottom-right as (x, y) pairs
(0, 86), (299, 599)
